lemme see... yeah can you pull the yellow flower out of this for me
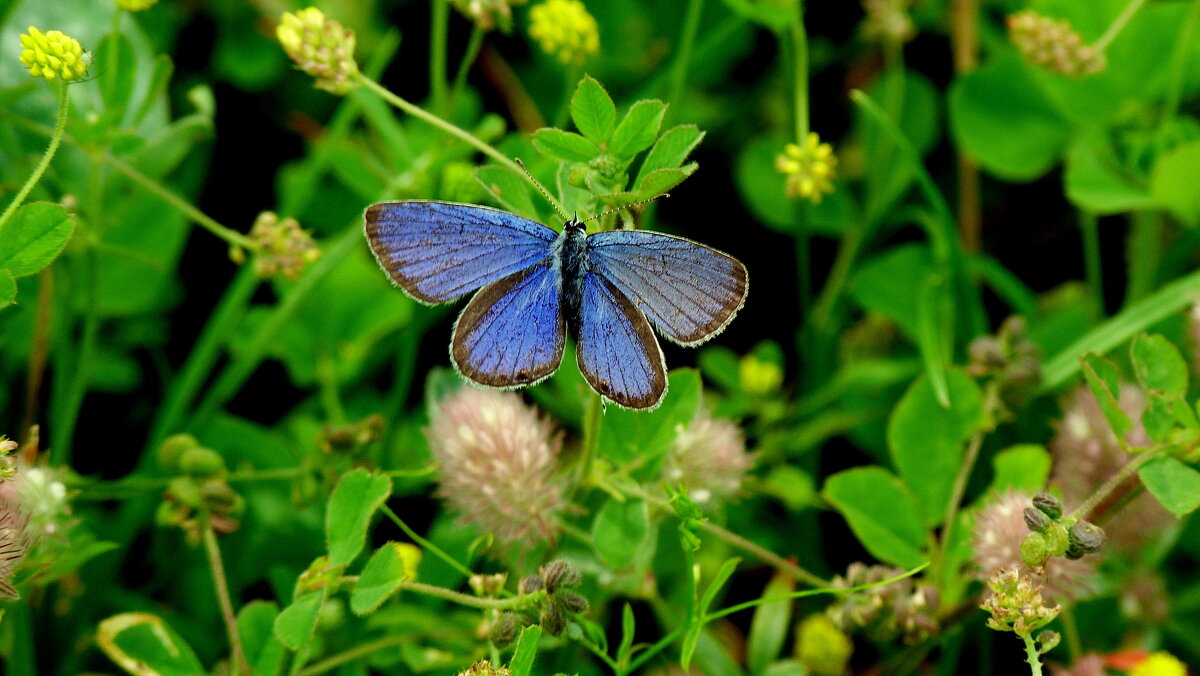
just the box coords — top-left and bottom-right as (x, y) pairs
(452, 0), (528, 32)
(114, 0), (159, 11)
(528, 0), (599, 65)
(795, 614), (853, 676)
(739, 354), (783, 395)
(19, 27), (88, 82)
(1008, 11), (1105, 77)
(276, 8), (360, 94)
(1130, 652), (1187, 676)
(775, 132), (837, 204)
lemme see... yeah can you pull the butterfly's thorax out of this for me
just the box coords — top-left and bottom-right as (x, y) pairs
(554, 219), (590, 328)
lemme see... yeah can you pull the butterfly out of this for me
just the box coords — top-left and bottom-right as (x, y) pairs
(364, 201), (748, 410)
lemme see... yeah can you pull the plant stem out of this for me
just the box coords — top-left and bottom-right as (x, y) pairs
(21, 268), (54, 439)
(51, 247), (99, 465)
(450, 26), (485, 108)
(294, 636), (411, 676)
(1022, 633), (1044, 676)
(1126, 211), (1161, 303)
(790, 11), (809, 140)
(666, 0), (705, 121)
(102, 154), (256, 250)
(1080, 211), (1104, 318)
(316, 347), (346, 424)
(577, 393), (602, 488)
(1161, 0), (1200, 123)
(430, 0), (450, 114)
(0, 81), (69, 230)
(1066, 449), (1158, 521)
(394, 580), (542, 610)
(553, 66), (579, 129)
(202, 518), (249, 676)
(379, 504), (477, 580)
(699, 520), (829, 588)
(1059, 607), (1082, 662)
(1094, 0), (1150, 51)
(359, 76), (564, 215)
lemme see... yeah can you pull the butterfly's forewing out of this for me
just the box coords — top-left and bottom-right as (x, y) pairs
(574, 272), (667, 410)
(586, 230), (748, 346)
(364, 201), (557, 304)
(452, 263), (566, 388)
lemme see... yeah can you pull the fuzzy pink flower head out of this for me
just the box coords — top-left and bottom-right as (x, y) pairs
(425, 388), (563, 547)
(662, 412), (753, 505)
(972, 489), (1095, 602)
(1050, 384), (1172, 552)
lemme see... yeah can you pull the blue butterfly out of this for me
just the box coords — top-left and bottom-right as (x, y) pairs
(364, 201), (748, 410)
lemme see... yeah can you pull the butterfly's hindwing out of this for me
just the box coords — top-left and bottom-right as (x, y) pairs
(451, 263), (566, 388)
(574, 271), (667, 410)
(364, 201), (557, 304)
(586, 230), (748, 346)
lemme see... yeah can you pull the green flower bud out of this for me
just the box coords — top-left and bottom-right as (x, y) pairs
(518, 573), (544, 594)
(19, 27), (89, 82)
(1032, 493), (1062, 519)
(1020, 532), (1051, 567)
(200, 481), (240, 513)
(540, 600), (565, 635)
(276, 8), (360, 94)
(155, 500), (179, 527)
(540, 559), (581, 592)
(179, 446), (226, 478)
(1043, 522), (1070, 557)
(158, 433), (200, 472)
(1036, 630), (1060, 654)
(559, 590), (588, 613)
(167, 476), (203, 508)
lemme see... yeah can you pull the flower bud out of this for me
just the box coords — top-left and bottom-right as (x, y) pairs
(1032, 493), (1062, 519)
(489, 612), (519, 647)
(158, 433), (200, 472)
(180, 447), (225, 479)
(539, 600), (565, 635)
(518, 573), (544, 595)
(276, 8), (360, 94)
(528, 0), (599, 65)
(559, 590), (589, 613)
(1066, 521), (1105, 559)
(540, 559), (580, 592)
(1036, 630), (1060, 653)
(1020, 532), (1050, 567)
(1043, 522), (1070, 557)
(775, 133), (838, 204)
(469, 573), (507, 598)
(1023, 506), (1051, 532)
(19, 27), (89, 82)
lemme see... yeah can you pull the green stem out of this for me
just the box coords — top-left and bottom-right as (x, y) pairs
(1093, 0), (1149, 51)
(379, 504), (477, 580)
(359, 76), (565, 216)
(932, 384), (996, 581)
(790, 12), (809, 139)
(147, 266), (260, 453)
(1065, 449), (1158, 522)
(203, 518), (249, 676)
(450, 26), (485, 108)
(430, 0), (450, 114)
(1059, 607), (1082, 663)
(102, 155), (255, 250)
(1161, 0), (1200, 122)
(810, 227), (864, 331)
(316, 347), (346, 424)
(50, 247), (99, 466)
(0, 80), (69, 230)
(1021, 633), (1044, 676)
(577, 393), (602, 488)
(698, 520), (829, 588)
(1126, 211), (1161, 303)
(294, 636), (411, 676)
(394, 580), (541, 610)
(1080, 211), (1104, 318)
(553, 65), (579, 129)
(666, 0), (705, 119)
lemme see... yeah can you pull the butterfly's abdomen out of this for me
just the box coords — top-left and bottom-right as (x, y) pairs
(556, 223), (589, 328)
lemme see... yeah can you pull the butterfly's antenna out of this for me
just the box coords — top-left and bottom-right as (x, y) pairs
(514, 158), (570, 222)
(579, 193), (670, 226)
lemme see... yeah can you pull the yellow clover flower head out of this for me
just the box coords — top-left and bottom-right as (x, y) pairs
(775, 132), (838, 204)
(739, 354), (783, 396)
(114, 0), (159, 11)
(528, 0), (599, 66)
(19, 27), (88, 82)
(276, 8), (360, 94)
(1129, 652), (1187, 676)
(452, 0), (528, 32)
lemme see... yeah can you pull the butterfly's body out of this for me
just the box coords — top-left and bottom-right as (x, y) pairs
(365, 200), (747, 410)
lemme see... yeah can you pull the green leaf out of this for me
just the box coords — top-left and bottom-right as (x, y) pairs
(1140, 455), (1200, 516)
(822, 467), (927, 568)
(888, 370), (986, 526)
(681, 557), (741, 668)
(634, 165), (696, 198)
(1151, 140), (1200, 225)
(508, 625), (542, 676)
(1143, 395), (1179, 443)
(476, 165), (539, 219)
(1080, 352), (1132, 439)
(592, 498), (650, 569)
(351, 543), (414, 615)
(326, 468), (392, 566)
(273, 592), (323, 652)
(0, 270), (14, 309)
(616, 603), (636, 664)
(719, 0), (796, 30)
(850, 245), (932, 340)
(948, 54), (1071, 180)
(609, 100), (667, 158)
(1064, 133), (1157, 214)
(1131, 333), (1188, 398)
(571, 75), (616, 143)
(637, 125), (704, 185)
(746, 572), (794, 675)
(237, 602), (286, 676)
(97, 32), (137, 119)
(96, 613), (205, 676)
(531, 128), (601, 163)
(989, 444), (1052, 495)
(0, 202), (75, 278)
